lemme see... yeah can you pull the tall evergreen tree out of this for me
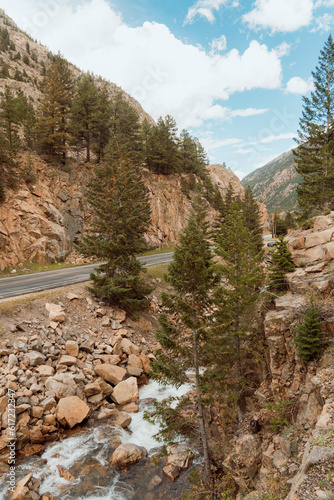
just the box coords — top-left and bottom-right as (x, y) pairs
(93, 85), (112, 163)
(269, 235), (295, 291)
(146, 115), (180, 174)
(213, 201), (264, 409)
(148, 195), (218, 485)
(110, 92), (143, 162)
(241, 186), (263, 254)
(78, 141), (153, 313)
(294, 300), (326, 362)
(36, 54), (73, 161)
(0, 85), (21, 154)
(294, 34), (334, 214)
(71, 75), (99, 162)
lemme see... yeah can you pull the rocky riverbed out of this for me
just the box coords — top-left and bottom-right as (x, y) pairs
(0, 281), (195, 499)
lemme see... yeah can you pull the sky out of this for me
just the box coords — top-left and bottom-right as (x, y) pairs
(1, 0), (333, 178)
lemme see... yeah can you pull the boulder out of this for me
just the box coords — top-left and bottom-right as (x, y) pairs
(67, 293), (79, 301)
(94, 364), (126, 385)
(163, 465), (180, 481)
(109, 443), (147, 467)
(45, 373), (77, 399)
(57, 465), (76, 482)
(8, 354), (18, 367)
(112, 308), (126, 323)
(45, 303), (66, 323)
(56, 396), (89, 428)
(112, 377), (139, 405)
(84, 381), (102, 397)
(80, 339), (95, 353)
(120, 339), (140, 356)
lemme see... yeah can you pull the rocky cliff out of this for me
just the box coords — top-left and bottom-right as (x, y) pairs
(222, 213), (334, 499)
(0, 154), (247, 270)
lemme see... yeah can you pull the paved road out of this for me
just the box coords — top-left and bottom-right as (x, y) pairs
(0, 252), (174, 300)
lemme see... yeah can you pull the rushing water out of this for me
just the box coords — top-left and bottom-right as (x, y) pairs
(0, 379), (194, 500)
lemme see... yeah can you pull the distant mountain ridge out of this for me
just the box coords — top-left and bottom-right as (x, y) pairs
(241, 149), (302, 214)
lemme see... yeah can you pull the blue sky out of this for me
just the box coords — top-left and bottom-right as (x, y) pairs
(1, 0), (334, 178)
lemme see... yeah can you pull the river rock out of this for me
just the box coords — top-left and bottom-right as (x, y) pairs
(57, 465), (77, 482)
(112, 377), (139, 405)
(114, 411), (132, 428)
(163, 465), (180, 481)
(109, 443), (147, 467)
(56, 396), (89, 428)
(45, 303), (66, 323)
(94, 364), (126, 385)
(167, 444), (194, 469)
(10, 472), (33, 500)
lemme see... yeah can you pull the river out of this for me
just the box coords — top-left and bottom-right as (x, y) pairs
(0, 379), (194, 500)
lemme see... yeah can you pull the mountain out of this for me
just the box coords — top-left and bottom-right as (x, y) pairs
(0, 9), (153, 124)
(241, 149), (302, 214)
(0, 13), (248, 270)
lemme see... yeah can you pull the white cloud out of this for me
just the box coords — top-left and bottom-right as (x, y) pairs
(311, 13), (334, 32)
(230, 108), (269, 117)
(315, 0), (334, 6)
(248, 132), (296, 145)
(1, 0), (285, 129)
(234, 148), (255, 154)
(184, 0), (238, 25)
(243, 0), (314, 33)
(210, 34), (227, 54)
(285, 76), (314, 94)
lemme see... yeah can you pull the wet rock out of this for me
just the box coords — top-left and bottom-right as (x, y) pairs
(114, 411), (132, 428)
(56, 396), (90, 428)
(163, 464), (180, 481)
(112, 377), (139, 405)
(10, 472), (33, 499)
(167, 444), (193, 469)
(57, 465), (77, 481)
(94, 364), (126, 385)
(148, 475), (163, 491)
(109, 443), (147, 467)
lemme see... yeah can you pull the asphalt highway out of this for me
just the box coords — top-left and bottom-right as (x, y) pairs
(0, 252), (174, 300)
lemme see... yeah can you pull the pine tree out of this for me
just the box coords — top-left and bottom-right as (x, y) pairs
(0, 85), (21, 154)
(241, 185), (263, 254)
(148, 195), (218, 485)
(294, 34), (334, 214)
(110, 92), (143, 162)
(71, 75), (99, 162)
(36, 54), (73, 161)
(146, 115), (180, 174)
(269, 235), (295, 291)
(78, 142), (153, 313)
(93, 85), (112, 163)
(213, 200), (264, 409)
(294, 300), (326, 362)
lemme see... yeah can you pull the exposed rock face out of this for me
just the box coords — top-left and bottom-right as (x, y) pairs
(207, 164), (245, 198)
(0, 156), (248, 269)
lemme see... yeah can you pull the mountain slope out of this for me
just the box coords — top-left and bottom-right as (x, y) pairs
(241, 149), (302, 214)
